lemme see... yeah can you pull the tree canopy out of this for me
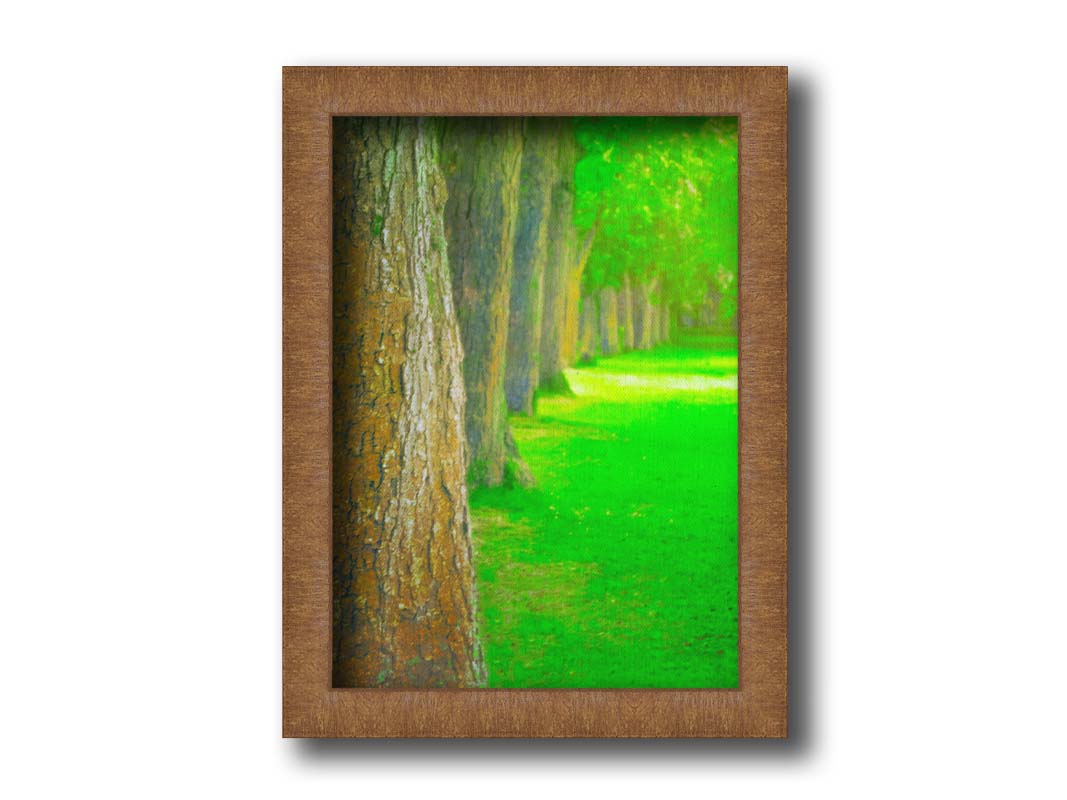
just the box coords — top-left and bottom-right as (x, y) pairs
(573, 116), (738, 313)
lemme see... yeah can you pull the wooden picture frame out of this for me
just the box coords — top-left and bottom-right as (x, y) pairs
(283, 66), (787, 738)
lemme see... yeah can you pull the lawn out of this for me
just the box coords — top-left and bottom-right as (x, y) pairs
(470, 334), (739, 688)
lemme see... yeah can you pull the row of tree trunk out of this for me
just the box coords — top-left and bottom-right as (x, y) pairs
(677, 283), (738, 333)
(583, 278), (673, 362)
(331, 117), (597, 688)
(329, 117), (675, 689)
(502, 125), (677, 407)
(503, 120), (594, 405)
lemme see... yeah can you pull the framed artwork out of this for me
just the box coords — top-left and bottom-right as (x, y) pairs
(283, 66), (787, 737)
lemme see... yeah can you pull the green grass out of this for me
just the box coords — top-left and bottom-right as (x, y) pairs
(470, 334), (738, 688)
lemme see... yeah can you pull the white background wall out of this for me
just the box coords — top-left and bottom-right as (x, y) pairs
(2, 1), (1065, 796)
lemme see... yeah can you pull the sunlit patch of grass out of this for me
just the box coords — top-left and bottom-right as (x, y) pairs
(568, 369), (737, 396)
(471, 337), (738, 688)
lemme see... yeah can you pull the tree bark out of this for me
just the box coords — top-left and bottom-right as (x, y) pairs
(505, 120), (559, 416)
(539, 129), (578, 392)
(598, 286), (619, 355)
(647, 278), (662, 347)
(617, 273), (635, 350)
(563, 228), (598, 365)
(332, 117), (485, 689)
(659, 301), (672, 343)
(577, 293), (599, 363)
(441, 118), (533, 488)
(560, 232), (581, 367)
(633, 280), (653, 350)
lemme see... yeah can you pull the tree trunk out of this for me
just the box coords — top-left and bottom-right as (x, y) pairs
(505, 120), (559, 416)
(702, 283), (720, 327)
(617, 273), (635, 350)
(539, 215), (568, 389)
(660, 301), (672, 342)
(332, 117), (485, 689)
(563, 228), (598, 366)
(648, 278), (662, 346)
(441, 118), (533, 488)
(561, 237), (581, 367)
(633, 280), (653, 350)
(598, 286), (619, 355)
(577, 293), (598, 363)
(539, 128), (578, 392)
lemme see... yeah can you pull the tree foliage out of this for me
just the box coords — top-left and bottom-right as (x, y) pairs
(573, 117), (738, 312)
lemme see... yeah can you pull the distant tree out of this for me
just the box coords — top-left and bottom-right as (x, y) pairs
(573, 117), (739, 336)
(617, 273), (635, 349)
(598, 284), (619, 355)
(577, 292), (599, 363)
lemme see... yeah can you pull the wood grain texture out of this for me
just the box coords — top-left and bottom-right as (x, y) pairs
(283, 66), (788, 737)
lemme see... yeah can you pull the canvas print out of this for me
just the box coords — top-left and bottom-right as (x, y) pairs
(332, 116), (738, 688)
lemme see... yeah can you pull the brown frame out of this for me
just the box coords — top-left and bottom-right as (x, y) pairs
(283, 66), (787, 738)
